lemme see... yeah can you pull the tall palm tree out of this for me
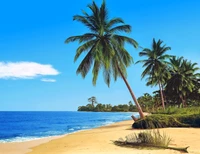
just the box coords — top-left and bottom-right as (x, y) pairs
(65, 0), (145, 118)
(88, 96), (98, 107)
(137, 38), (171, 110)
(166, 56), (200, 107)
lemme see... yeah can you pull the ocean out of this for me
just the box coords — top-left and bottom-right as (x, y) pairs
(0, 111), (137, 143)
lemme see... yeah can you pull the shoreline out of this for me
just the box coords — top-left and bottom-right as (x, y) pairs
(0, 135), (62, 154)
(0, 119), (133, 154)
(0, 120), (200, 154)
(0, 120), (131, 154)
(0, 112), (148, 144)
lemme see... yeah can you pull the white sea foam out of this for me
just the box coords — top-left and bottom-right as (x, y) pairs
(103, 121), (114, 125)
(43, 131), (62, 135)
(68, 128), (74, 131)
(0, 136), (45, 143)
(82, 126), (89, 129)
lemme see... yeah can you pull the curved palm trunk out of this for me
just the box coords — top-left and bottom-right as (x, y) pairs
(117, 66), (145, 119)
(158, 81), (165, 110)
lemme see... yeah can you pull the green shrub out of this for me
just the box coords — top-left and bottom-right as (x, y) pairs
(132, 114), (200, 129)
(153, 106), (200, 115)
(179, 114), (200, 127)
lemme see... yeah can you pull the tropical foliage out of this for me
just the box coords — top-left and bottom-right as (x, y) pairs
(88, 96), (98, 107)
(66, 0), (144, 118)
(133, 107), (200, 129)
(78, 99), (138, 112)
(66, 0), (200, 119)
(78, 103), (138, 112)
(136, 38), (200, 109)
(165, 56), (200, 107)
(137, 39), (171, 110)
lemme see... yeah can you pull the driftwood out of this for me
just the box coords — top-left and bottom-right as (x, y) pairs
(113, 140), (189, 153)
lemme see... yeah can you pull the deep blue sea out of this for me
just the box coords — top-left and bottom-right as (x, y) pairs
(0, 111), (137, 143)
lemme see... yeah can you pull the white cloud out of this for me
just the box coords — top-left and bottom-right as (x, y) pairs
(41, 78), (56, 82)
(0, 62), (59, 79)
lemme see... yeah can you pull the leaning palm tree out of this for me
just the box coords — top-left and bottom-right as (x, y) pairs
(137, 39), (171, 110)
(166, 56), (200, 107)
(65, 0), (144, 118)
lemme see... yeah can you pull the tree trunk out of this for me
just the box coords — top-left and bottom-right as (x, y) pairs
(184, 96), (187, 107)
(180, 95), (186, 107)
(158, 81), (165, 110)
(162, 84), (167, 105)
(117, 66), (145, 119)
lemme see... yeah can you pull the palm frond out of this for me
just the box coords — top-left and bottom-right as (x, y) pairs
(74, 39), (97, 62)
(100, 0), (108, 24)
(73, 15), (97, 32)
(65, 33), (96, 44)
(111, 58), (119, 81)
(103, 66), (111, 87)
(139, 49), (151, 56)
(135, 59), (149, 64)
(92, 60), (101, 86)
(141, 64), (153, 79)
(111, 38), (133, 67)
(109, 25), (131, 33)
(113, 35), (138, 48)
(66, 0), (139, 87)
(107, 18), (124, 28)
(87, 1), (100, 30)
(76, 51), (93, 78)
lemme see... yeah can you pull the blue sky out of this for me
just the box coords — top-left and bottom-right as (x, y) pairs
(0, 0), (199, 111)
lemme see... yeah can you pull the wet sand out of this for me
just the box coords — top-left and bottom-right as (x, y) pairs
(1, 120), (200, 154)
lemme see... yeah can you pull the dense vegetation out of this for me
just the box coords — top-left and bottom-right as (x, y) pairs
(78, 97), (138, 112)
(66, 1), (200, 119)
(133, 107), (200, 129)
(137, 39), (200, 110)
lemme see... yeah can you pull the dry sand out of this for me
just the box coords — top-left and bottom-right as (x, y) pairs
(0, 120), (200, 154)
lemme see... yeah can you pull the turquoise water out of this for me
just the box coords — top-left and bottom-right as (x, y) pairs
(0, 111), (137, 143)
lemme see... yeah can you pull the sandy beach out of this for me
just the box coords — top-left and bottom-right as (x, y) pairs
(0, 120), (200, 154)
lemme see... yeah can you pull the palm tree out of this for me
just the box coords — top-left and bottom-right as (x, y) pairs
(137, 38), (171, 110)
(138, 93), (154, 111)
(88, 96), (98, 107)
(166, 56), (200, 107)
(187, 79), (200, 105)
(65, 0), (145, 118)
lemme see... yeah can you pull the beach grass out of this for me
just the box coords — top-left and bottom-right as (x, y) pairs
(113, 130), (189, 153)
